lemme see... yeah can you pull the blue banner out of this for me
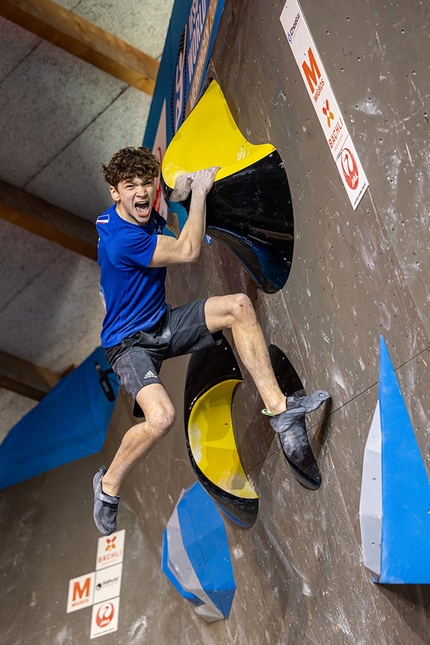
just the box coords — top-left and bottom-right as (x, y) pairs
(143, 0), (226, 152)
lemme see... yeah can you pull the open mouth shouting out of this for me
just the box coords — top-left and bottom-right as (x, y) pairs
(135, 200), (151, 218)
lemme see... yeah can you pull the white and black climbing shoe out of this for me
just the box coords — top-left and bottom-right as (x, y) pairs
(93, 466), (120, 536)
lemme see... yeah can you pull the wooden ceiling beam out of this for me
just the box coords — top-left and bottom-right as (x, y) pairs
(0, 349), (65, 401)
(0, 180), (98, 261)
(0, 0), (159, 95)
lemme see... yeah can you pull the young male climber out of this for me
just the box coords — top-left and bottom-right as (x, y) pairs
(93, 146), (329, 536)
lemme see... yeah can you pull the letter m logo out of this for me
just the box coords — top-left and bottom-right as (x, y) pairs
(67, 572), (95, 613)
(302, 47), (321, 94)
(73, 576), (91, 602)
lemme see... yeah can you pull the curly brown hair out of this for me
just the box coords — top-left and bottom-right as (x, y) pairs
(102, 146), (161, 187)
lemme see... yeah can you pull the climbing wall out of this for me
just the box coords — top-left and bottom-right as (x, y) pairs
(1, 0), (430, 643)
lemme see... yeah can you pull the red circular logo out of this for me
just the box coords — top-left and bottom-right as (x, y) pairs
(96, 601), (115, 628)
(341, 147), (359, 190)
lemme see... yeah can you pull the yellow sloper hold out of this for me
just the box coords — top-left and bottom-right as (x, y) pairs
(162, 79), (275, 188)
(188, 380), (258, 499)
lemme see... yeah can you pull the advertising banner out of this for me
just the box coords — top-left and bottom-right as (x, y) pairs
(143, 0), (226, 160)
(280, 0), (368, 210)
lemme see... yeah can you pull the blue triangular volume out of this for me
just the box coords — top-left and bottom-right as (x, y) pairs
(0, 347), (119, 490)
(177, 483), (235, 618)
(379, 336), (430, 584)
(162, 482), (236, 619)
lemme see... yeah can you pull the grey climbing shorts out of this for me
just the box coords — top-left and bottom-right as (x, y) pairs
(104, 298), (222, 417)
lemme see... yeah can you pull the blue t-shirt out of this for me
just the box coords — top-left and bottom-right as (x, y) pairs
(96, 204), (167, 347)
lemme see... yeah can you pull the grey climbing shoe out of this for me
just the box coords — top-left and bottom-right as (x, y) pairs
(93, 466), (120, 536)
(270, 390), (330, 490)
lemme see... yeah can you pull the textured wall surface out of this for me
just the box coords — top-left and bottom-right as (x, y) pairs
(1, 0), (430, 643)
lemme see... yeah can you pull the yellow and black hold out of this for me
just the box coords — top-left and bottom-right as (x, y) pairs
(184, 336), (259, 528)
(162, 80), (294, 293)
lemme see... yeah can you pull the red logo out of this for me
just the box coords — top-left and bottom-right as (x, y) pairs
(341, 147), (359, 190)
(105, 535), (117, 551)
(96, 601), (115, 628)
(322, 99), (334, 127)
